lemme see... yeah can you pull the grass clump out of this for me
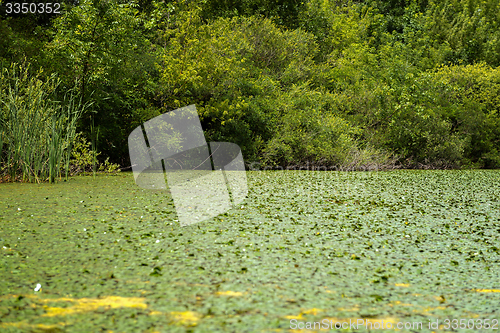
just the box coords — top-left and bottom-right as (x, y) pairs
(0, 62), (88, 183)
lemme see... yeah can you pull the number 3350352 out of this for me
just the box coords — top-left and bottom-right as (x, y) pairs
(5, 3), (61, 14)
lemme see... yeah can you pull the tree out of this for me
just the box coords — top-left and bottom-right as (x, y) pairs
(46, 0), (155, 164)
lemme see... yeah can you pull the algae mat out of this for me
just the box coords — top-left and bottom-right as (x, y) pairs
(0, 170), (499, 332)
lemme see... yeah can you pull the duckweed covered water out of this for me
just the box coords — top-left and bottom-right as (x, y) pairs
(1, 170), (499, 332)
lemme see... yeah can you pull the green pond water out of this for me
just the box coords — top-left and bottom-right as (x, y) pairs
(1, 170), (499, 332)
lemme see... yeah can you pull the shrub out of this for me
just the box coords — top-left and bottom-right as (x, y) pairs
(69, 132), (121, 174)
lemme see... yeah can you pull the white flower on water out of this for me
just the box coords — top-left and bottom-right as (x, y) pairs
(83, 228), (86, 231)
(34, 284), (41, 292)
(18, 208), (21, 211)
(156, 240), (160, 243)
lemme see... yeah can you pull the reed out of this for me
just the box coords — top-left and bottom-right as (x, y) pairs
(0, 62), (87, 182)
(90, 117), (99, 179)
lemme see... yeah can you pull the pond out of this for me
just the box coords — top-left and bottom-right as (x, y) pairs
(1, 170), (499, 332)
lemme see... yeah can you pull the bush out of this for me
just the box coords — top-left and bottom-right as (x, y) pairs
(69, 132), (121, 175)
(365, 63), (500, 168)
(260, 84), (394, 170)
(432, 63), (500, 168)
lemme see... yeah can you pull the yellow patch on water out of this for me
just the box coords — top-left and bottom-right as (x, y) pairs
(337, 306), (360, 311)
(284, 313), (304, 320)
(1, 321), (68, 330)
(434, 296), (446, 302)
(215, 290), (244, 296)
(169, 311), (202, 326)
(149, 310), (163, 315)
(395, 283), (410, 287)
(390, 301), (414, 307)
(417, 306), (446, 313)
(39, 296), (79, 303)
(302, 308), (323, 315)
(0, 321), (25, 328)
(285, 308), (323, 320)
(42, 296), (147, 317)
(475, 289), (500, 293)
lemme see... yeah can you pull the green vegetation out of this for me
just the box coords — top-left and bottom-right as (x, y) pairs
(1, 0), (500, 179)
(0, 62), (86, 182)
(2, 2), (498, 331)
(1, 171), (499, 331)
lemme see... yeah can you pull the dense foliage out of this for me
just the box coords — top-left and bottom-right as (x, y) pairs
(1, 0), (499, 179)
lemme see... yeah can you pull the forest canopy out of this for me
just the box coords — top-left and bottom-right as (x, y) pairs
(1, 0), (499, 180)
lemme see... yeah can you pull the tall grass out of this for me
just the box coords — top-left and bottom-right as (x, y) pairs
(90, 117), (99, 179)
(0, 62), (88, 183)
